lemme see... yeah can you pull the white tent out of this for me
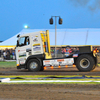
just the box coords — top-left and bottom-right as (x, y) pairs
(0, 28), (100, 46)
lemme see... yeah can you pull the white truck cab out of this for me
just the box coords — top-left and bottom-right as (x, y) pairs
(16, 30), (52, 71)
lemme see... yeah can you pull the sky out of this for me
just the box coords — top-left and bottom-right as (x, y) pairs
(1, 0), (100, 41)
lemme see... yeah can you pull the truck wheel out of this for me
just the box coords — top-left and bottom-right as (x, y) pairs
(76, 54), (95, 72)
(27, 59), (41, 72)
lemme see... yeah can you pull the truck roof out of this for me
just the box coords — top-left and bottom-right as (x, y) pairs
(19, 31), (46, 37)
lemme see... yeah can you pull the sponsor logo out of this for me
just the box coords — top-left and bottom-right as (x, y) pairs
(32, 35), (38, 43)
(44, 60), (50, 63)
(73, 54), (78, 57)
(34, 51), (41, 53)
(32, 36), (38, 38)
(19, 52), (26, 57)
(33, 38), (38, 42)
(18, 49), (25, 52)
(33, 46), (41, 51)
(57, 59), (64, 62)
(20, 60), (25, 64)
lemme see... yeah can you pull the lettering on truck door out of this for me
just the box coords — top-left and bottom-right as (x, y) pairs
(31, 33), (43, 55)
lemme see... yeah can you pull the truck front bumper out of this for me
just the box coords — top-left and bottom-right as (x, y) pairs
(17, 65), (26, 69)
(17, 66), (21, 69)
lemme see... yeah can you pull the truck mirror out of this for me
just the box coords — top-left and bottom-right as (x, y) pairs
(16, 40), (19, 47)
(49, 18), (53, 24)
(17, 34), (20, 38)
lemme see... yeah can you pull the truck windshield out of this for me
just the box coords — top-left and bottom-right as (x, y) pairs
(19, 36), (30, 46)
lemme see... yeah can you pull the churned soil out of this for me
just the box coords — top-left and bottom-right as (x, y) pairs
(0, 67), (100, 100)
(0, 84), (100, 100)
(0, 66), (100, 75)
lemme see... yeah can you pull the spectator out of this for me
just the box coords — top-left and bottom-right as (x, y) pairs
(61, 48), (65, 54)
(10, 49), (13, 60)
(0, 50), (1, 57)
(3, 50), (6, 59)
(66, 46), (72, 54)
(12, 50), (15, 60)
(6, 50), (10, 60)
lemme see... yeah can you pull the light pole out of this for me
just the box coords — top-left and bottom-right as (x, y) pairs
(49, 16), (63, 58)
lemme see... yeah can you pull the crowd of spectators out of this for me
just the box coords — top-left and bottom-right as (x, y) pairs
(0, 48), (16, 60)
(51, 46), (100, 58)
(51, 46), (80, 57)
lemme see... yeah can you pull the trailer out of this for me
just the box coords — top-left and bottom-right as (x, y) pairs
(16, 30), (97, 72)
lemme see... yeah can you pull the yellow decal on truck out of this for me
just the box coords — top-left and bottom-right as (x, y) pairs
(33, 44), (40, 46)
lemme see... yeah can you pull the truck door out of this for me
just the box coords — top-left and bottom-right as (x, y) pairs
(16, 36), (31, 65)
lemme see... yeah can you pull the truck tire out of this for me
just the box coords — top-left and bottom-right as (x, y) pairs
(92, 65), (96, 70)
(27, 59), (41, 72)
(76, 54), (95, 72)
(40, 66), (44, 71)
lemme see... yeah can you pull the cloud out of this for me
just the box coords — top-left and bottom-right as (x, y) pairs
(69, 0), (100, 12)
(70, 0), (90, 7)
(88, 0), (100, 12)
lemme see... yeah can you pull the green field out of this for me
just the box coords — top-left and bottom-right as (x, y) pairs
(0, 61), (16, 68)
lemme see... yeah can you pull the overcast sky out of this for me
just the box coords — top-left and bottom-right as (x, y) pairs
(0, 0), (100, 41)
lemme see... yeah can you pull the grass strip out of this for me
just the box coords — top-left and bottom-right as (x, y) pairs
(0, 61), (16, 68)
(1, 82), (100, 85)
(0, 75), (96, 78)
(0, 75), (100, 84)
(0, 61), (100, 68)
(0, 75), (100, 78)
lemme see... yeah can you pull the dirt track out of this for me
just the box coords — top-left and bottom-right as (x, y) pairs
(0, 84), (100, 100)
(0, 67), (100, 100)
(0, 66), (100, 75)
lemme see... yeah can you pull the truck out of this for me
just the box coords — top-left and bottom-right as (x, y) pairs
(16, 30), (98, 72)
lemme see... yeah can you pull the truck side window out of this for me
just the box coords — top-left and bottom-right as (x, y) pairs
(19, 36), (30, 46)
(25, 37), (30, 45)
